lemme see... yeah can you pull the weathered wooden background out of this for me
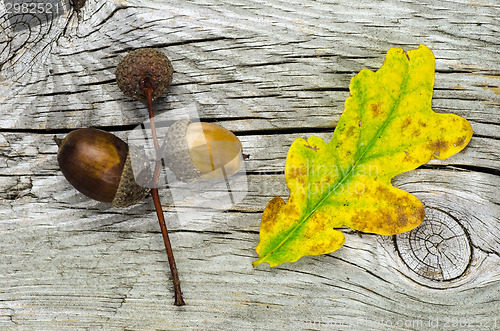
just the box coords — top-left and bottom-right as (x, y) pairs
(1, 0), (499, 329)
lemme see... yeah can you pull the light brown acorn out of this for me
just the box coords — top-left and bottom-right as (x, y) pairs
(54, 128), (150, 207)
(163, 119), (243, 181)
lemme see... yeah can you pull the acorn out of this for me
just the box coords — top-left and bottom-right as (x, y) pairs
(162, 119), (244, 181)
(55, 128), (150, 207)
(115, 48), (173, 103)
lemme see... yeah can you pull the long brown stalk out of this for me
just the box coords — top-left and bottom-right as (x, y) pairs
(144, 78), (185, 306)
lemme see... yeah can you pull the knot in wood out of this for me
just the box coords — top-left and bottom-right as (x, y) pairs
(71, 0), (87, 11)
(1, 0), (69, 80)
(394, 208), (471, 282)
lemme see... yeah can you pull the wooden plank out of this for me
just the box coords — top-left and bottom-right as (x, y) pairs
(0, 0), (499, 329)
(0, 170), (498, 329)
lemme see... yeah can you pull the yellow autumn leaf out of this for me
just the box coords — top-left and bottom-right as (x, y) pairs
(253, 45), (473, 267)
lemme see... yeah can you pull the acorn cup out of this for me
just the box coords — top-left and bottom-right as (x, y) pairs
(115, 48), (173, 103)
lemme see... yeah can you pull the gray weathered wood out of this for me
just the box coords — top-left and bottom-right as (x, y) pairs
(1, 0), (499, 329)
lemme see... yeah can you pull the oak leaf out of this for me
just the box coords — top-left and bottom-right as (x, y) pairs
(253, 45), (473, 267)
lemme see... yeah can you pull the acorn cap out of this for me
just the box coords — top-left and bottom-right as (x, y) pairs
(115, 48), (173, 102)
(111, 147), (151, 207)
(162, 119), (201, 181)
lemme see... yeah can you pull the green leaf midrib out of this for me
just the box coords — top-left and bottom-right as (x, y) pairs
(262, 60), (413, 264)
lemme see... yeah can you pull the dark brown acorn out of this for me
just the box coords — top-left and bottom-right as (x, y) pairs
(55, 128), (150, 207)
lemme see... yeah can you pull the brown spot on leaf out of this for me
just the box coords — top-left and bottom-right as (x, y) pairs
(299, 167), (308, 176)
(455, 136), (466, 147)
(404, 155), (414, 164)
(462, 121), (471, 132)
(383, 204), (424, 235)
(399, 205), (424, 233)
(370, 102), (383, 116)
(260, 196), (284, 234)
(304, 143), (319, 151)
(288, 166), (308, 180)
(375, 184), (391, 199)
(396, 206), (410, 228)
(381, 211), (394, 231)
(401, 117), (412, 130)
(403, 51), (410, 61)
(429, 139), (449, 154)
(418, 120), (427, 128)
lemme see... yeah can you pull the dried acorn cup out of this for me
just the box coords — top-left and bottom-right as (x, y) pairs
(116, 48), (173, 103)
(163, 119), (243, 181)
(55, 128), (150, 207)
(116, 48), (185, 306)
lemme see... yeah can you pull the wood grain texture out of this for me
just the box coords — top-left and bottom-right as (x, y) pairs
(1, 0), (499, 329)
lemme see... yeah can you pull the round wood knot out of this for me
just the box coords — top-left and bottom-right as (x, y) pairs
(394, 208), (472, 281)
(1, 1), (70, 80)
